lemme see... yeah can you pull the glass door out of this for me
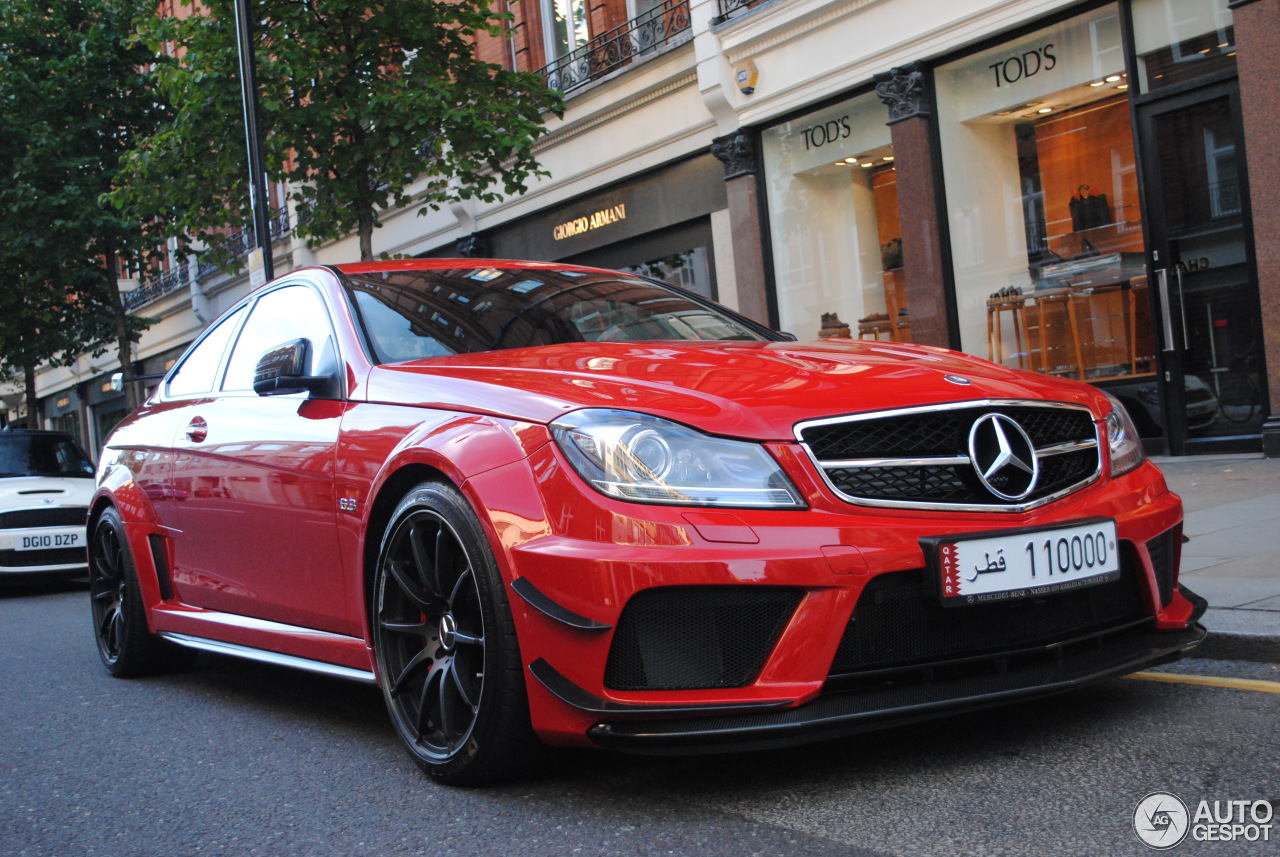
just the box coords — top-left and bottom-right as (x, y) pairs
(1137, 83), (1266, 452)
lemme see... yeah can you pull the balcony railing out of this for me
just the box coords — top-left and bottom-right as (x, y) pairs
(539, 0), (692, 96)
(196, 206), (291, 279)
(122, 263), (190, 311)
(714, 0), (761, 23)
(124, 207), (290, 312)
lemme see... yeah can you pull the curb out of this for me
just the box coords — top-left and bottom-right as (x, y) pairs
(1188, 630), (1280, 664)
(1187, 609), (1280, 663)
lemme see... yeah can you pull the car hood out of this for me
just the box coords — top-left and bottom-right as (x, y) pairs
(364, 340), (1110, 441)
(0, 476), (96, 510)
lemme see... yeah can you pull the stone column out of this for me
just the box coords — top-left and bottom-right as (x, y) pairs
(710, 130), (772, 326)
(874, 62), (952, 349)
(1231, 0), (1280, 456)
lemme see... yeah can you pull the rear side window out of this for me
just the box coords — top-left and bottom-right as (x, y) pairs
(166, 306), (246, 398)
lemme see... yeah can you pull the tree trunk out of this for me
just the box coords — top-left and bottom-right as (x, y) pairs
(23, 365), (39, 430)
(356, 182), (374, 261)
(358, 210), (373, 262)
(104, 239), (141, 412)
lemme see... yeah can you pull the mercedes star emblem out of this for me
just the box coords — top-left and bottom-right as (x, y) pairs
(968, 413), (1039, 501)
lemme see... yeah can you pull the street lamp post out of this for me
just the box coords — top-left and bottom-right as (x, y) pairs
(232, 0), (274, 282)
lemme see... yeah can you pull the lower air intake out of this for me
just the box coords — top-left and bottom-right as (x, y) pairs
(604, 586), (802, 691)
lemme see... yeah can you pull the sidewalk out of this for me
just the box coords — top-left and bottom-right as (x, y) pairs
(1151, 453), (1280, 662)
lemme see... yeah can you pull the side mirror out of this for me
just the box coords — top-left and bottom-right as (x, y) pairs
(253, 338), (333, 397)
(110, 371), (166, 392)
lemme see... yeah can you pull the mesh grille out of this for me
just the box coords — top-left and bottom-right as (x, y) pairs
(800, 404), (1099, 508)
(0, 507), (87, 529)
(829, 553), (1148, 676)
(605, 586), (802, 691)
(0, 547), (87, 568)
(827, 464), (974, 503)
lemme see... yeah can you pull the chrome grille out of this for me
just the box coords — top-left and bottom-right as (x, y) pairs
(796, 400), (1101, 512)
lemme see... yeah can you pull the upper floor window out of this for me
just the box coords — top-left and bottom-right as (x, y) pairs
(544, 0), (589, 62)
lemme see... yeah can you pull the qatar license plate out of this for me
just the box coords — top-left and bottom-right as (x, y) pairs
(925, 519), (1120, 607)
(16, 530), (83, 552)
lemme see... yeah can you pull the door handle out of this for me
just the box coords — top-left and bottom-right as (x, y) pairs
(185, 416), (208, 443)
(1155, 268), (1176, 353)
(1174, 266), (1189, 349)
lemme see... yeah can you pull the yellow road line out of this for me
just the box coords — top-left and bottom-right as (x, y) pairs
(1127, 671), (1280, 694)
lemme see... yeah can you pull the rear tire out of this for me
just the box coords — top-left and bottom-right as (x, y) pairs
(372, 481), (536, 785)
(88, 507), (187, 677)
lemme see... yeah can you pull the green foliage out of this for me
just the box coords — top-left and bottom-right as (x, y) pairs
(0, 0), (165, 408)
(118, 0), (564, 262)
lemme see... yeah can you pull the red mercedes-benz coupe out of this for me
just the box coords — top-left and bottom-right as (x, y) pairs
(90, 260), (1205, 784)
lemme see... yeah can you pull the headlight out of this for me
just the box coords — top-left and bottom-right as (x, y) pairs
(1104, 393), (1145, 477)
(550, 409), (805, 508)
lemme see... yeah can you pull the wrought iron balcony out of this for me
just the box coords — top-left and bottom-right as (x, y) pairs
(539, 0), (692, 96)
(196, 206), (291, 280)
(122, 263), (191, 311)
(713, 0), (761, 23)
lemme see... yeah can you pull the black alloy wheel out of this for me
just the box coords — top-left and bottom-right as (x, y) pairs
(89, 507), (183, 677)
(373, 482), (534, 785)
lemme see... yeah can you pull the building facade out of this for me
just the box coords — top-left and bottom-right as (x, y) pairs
(8, 0), (1277, 458)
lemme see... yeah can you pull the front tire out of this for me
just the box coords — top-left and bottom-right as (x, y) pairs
(372, 482), (535, 785)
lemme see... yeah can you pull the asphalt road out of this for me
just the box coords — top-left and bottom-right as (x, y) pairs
(3, 584), (1278, 857)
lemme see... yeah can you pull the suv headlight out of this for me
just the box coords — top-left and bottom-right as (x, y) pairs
(551, 409), (805, 508)
(1104, 393), (1145, 477)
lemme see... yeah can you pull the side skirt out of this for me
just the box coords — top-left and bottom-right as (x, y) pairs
(159, 632), (377, 684)
(150, 604), (375, 683)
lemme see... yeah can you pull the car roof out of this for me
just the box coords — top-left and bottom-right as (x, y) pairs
(330, 259), (618, 277)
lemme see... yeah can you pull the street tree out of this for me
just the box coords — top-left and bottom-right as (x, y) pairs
(118, 0), (564, 264)
(0, 0), (170, 420)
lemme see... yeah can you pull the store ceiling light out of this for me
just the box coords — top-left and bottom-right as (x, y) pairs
(859, 162), (874, 168)
(1116, 84), (1129, 91)
(882, 156), (895, 162)
(1037, 107), (1053, 114)
(1105, 74), (1121, 82)
(1090, 81), (1105, 87)
(844, 157), (858, 163)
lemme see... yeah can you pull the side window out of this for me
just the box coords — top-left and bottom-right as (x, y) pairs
(221, 285), (335, 392)
(166, 306), (246, 397)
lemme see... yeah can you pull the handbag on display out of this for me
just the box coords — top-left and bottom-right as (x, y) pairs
(880, 237), (903, 271)
(1069, 185), (1112, 231)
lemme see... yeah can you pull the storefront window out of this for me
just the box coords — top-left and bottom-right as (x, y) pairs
(937, 5), (1155, 383)
(1131, 0), (1234, 93)
(621, 247), (714, 297)
(762, 91), (900, 342)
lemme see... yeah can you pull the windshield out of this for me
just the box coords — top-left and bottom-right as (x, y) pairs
(0, 434), (96, 479)
(341, 267), (770, 365)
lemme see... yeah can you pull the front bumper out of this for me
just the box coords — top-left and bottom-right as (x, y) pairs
(474, 443), (1196, 748)
(586, 597), (1207, 754)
